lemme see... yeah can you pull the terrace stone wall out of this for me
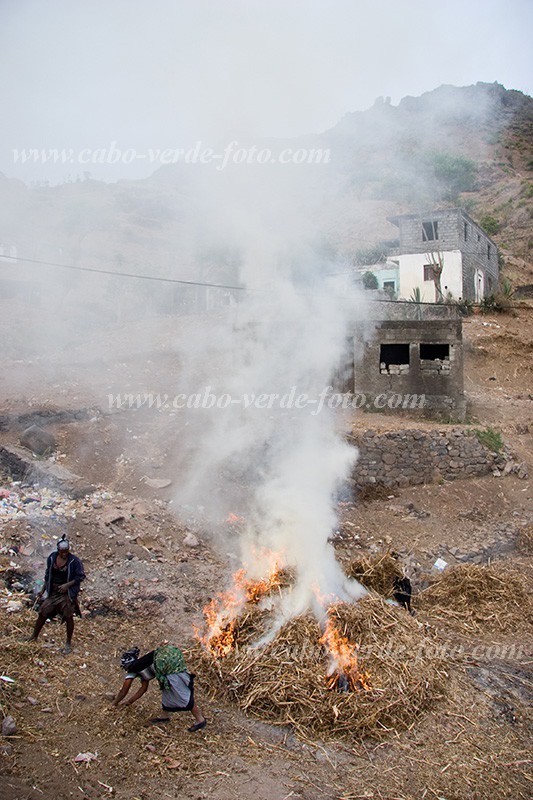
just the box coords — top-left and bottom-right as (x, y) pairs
(351, 428), (506, 488)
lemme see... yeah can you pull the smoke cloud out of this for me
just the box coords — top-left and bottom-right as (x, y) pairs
(167, 164), (369, 621)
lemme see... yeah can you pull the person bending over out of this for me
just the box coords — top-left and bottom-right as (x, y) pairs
(112, 645), (207, 731)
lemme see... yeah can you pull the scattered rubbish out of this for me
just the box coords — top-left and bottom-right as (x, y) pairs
(0, 484), (79, 521)
(97, 780), (115, 794)
(73, 751), (98, 764)
(142, 476), (172, 489)
(0, 676), (15, 684)
(433, 558), (448, 571)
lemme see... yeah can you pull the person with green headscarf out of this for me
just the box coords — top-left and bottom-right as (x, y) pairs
(112, 644), (207, 731)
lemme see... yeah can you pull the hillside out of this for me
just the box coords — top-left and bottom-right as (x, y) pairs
(0, 82), (531, 292)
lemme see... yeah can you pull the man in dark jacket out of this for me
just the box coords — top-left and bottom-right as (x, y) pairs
(29, 536), (85, 653)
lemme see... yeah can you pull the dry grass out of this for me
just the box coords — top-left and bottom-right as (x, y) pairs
(516, 523), (533, 554)
(418, 564), (533, 632)
(192, 594), (447, 742)
(0, 609), (221, 787)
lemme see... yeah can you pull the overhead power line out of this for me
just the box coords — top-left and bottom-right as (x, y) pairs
(4, 255), (247, 292)
(1, 254), (531, 310)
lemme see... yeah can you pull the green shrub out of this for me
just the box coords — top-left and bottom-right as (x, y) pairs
(501, 279), (514, 299)
(429, 151), (478, 195)
(479, 214), (501, 236)
(472, 427), (503, 453)
(362, 270), (379, 290)
(480, 292), (511, 313)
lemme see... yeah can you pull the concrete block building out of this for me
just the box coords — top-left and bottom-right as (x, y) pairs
(354, 318), (465, 418)
(387, 208), (499, 302)
(334, 310), (465, 419)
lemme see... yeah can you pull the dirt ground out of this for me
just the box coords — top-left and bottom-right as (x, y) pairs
(1, 301), (532, 800)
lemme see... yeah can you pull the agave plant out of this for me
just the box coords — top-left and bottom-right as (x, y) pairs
(408, 287), (423, 319)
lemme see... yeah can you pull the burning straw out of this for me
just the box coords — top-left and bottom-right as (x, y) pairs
(192, 594), (447, 741)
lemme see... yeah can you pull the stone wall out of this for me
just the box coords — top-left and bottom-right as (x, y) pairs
(351, 428), (505, 488)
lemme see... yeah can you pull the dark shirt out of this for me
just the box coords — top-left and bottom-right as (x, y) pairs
(43, 552), (85, 601)
(51, 564), (68, 591)
(126, 651), (156, 681)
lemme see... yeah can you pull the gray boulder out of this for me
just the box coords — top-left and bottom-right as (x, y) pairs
(19, 425), (56, 456)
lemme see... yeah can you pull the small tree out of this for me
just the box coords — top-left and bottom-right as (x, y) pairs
(362, 270), (379, 290)
(426, 250), (445, 304)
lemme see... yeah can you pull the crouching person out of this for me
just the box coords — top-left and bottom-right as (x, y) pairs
(113, 644), (207, 731)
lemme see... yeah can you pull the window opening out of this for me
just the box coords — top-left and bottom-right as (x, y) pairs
(422, 220), (438, 241)
(420, 343), (452, 375)
(380, 344), (410, 375)
(423, 264), (435, 281)
(420, 344), (449, 360)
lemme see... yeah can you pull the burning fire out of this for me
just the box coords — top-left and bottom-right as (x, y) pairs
(196, 554), (284, 659)
(226, 512), (244, 526)
(320, 610), (372, 692)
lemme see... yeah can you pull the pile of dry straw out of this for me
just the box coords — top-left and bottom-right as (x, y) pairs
(418, 563), (533, 632)
(345, 552), (402, 596)
(193, 593), (447, 741)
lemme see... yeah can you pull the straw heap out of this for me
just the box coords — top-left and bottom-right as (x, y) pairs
(345, 552), (402, 596)
(193, 594), (447, 741)
(419, 564), (533, 632)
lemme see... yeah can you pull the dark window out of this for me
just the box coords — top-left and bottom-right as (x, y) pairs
(383, 280), (395, 293)
(487, 244), (491, 259)
(420, 343), (450, 360)
(380, 344), (410, 366)
(423, 264), (435, 281)
(464, 221), (468, 240)
(488, 276), (493, 292)
(422, 220), (438, 241)
(477, 233), (481, 242)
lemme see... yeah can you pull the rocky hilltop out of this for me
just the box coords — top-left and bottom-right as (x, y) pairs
(1, 82), (531, 288)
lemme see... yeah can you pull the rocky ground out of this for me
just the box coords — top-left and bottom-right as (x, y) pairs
(1, 302), (532, 800)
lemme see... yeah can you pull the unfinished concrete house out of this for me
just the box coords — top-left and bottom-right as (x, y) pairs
(387, 208), (499, 303)
(336, 304), (465, 419)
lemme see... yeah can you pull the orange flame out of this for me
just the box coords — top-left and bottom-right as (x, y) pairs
(195, 556), (284, 659)
(226, 512), (244, 525)
(319, 611), (372, 692)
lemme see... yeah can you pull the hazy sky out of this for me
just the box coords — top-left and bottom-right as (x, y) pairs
(0, 0), (531, 183)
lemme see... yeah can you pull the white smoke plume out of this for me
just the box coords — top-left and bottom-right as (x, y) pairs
(171, 171), (369, 624)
